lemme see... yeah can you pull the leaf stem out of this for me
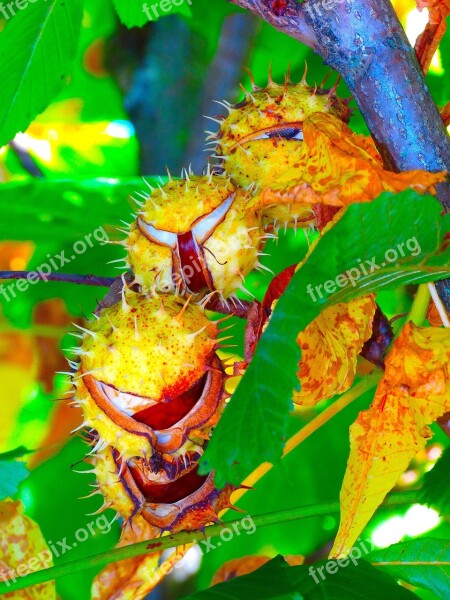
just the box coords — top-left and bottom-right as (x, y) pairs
(407, 284), (431, 326)
(233, 371), (381, 502)
(0, 491), (419, 595)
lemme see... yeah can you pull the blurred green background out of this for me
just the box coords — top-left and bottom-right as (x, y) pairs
(0, 0), (449, 598)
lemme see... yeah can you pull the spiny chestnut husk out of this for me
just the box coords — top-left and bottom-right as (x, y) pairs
(213, 71), (351, 188)
(72, 292), (226, 463)
(91, 445), (236, 532)
(125, 171), (263, 298)
(210, 70), (351, 229)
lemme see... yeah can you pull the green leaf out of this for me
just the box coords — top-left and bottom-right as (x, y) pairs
(370, 538), (450, 600)
(112, 0), (192, 28)
(0, 0), (83, 147)
(0, 459), (29, 500)
(420, 446), (450, 516)
(200, 191), (450, 486)
(182, 555), (419, 599)
(0, 177), (160, 243)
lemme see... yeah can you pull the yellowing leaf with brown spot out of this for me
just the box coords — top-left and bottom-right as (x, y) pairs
(0, 499), (55, 599)
(92, 516), (170, 600)
(415, 0), (450, 72)
(331, 323), (450, 557)
(260, 112), (445, 210)
(294, 295), (377, 406)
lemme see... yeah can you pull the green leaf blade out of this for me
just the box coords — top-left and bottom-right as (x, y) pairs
(201, 191), (450, 486)
(370, 538), (450, 600)
(112, 0), (192, 28)
(0, 0), (83, 147)
(181, 555), (420, 600)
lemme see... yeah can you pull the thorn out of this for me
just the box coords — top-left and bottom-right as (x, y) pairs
(301, 60), (308, 84)
(243, 66), (260, 92)
(284, 63), (292, 91)
(73, 323), (97, 339)
(157, 184), (168, 199)
(267, 61), (274, 87)
(186, 325), (208, 343)
(239, 83), (257, 103)
(176, 294), (193, 323)
(256, 262), (275, 275)
(217, 335), (234, 343)
(120, 274), (130, 312)
(85, 502), (113, 516)
(143, 176), (155, 193)
(204, 115), (223, 125)
(329, 74), (342, 96)
(319, 69), (333, 89)
(71, 421), (89, 434)
(165, 165), (173, 181)
(213, 100), (233, 114)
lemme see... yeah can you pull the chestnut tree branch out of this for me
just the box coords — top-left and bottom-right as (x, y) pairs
(0, 271), (253, 319)
(229, 0), (450, 211)
(0, 271), (115, 287)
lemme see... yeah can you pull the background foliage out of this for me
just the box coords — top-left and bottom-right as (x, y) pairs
(0, 0), (449, 598)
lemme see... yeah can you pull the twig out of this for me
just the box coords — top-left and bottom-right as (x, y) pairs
(228, 0), (450, 210)
(8, 140), (45, 178)
(0, 489), (419, 595)
(0, 271), (115, 287)
(0, 271), (253, 319)
(407, 284), (431, 327)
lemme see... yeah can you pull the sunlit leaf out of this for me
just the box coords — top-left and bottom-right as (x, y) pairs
(0, 499), (55, 598)
(0, 0), (83, 147)
(331, 323), (450, 556)
(260, 112), (444, 211)
(92, 516), (164, 600)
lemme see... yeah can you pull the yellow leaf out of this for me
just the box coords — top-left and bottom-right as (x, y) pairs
(0, 500), (55, 599)
(260, 112), (444, 211)
(295, 296), (377, 406)
(331, 323), (450, 557)
(415, 0), (450, 72)
(92, 516), (169, 600)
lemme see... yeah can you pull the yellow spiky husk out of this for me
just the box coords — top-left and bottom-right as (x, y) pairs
(125, 174), (262, 297)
